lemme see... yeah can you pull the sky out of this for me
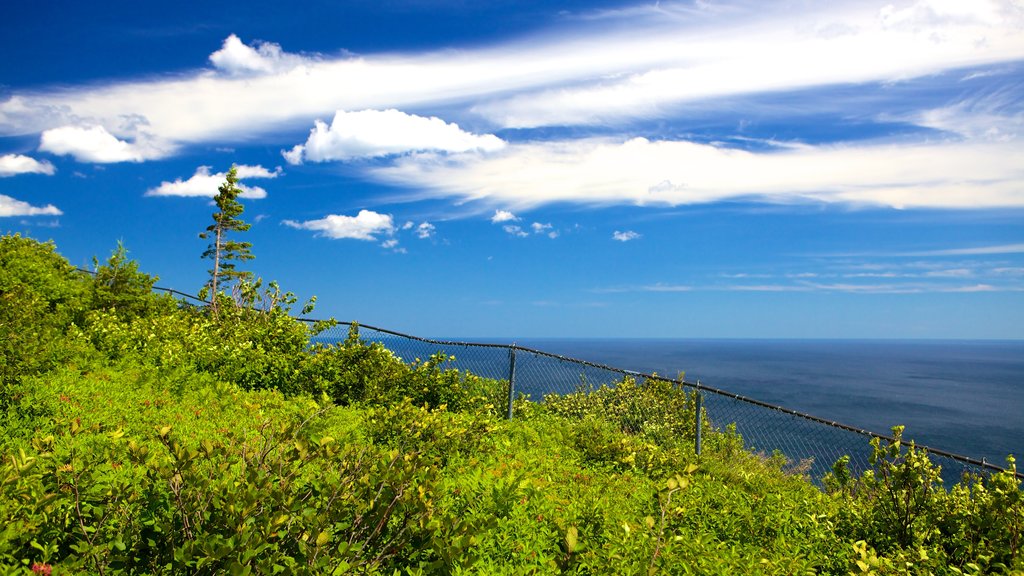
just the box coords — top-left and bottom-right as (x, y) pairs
(1, 0), (1023, 339)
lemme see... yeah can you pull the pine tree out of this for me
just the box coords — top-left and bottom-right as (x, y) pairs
(200, 166), (254, 313)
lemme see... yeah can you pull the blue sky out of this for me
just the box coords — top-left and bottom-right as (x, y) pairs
(2, 0), (1022, 338)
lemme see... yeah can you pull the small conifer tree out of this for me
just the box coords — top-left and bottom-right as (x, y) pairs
(200, 165), (254, 313)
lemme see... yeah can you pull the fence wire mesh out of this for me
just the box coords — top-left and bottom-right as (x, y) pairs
(72, 265), (1011, 484)
(312, 320), (1018, 484)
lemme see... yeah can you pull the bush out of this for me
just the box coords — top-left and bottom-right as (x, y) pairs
(826, 427), (1024, 573)
(3, 235), (1022, 574)
(542, 376), (708, 451)
(0, 234), (91, 398)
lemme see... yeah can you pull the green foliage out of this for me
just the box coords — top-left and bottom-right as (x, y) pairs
(0, 234), (91, 402)
(542, 376), (708, 451)
(826, 427), (1024, 573)
(294, 325), (507, 415)
(2, 234), (1022, 574)
(90, 242), (172, 320)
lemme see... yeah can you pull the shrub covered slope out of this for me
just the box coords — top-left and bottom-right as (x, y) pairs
(1, 234), (1021, 575)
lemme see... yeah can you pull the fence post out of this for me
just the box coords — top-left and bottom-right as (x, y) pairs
(506, 346), (517, 420)
(694, 380), (703, 457)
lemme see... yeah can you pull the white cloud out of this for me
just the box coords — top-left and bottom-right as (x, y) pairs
(284, 109), (505, 164)
(593, 283), (692, 294)
(0, 194), (61, 217)
(924, 244), (1024, 256)
(209, 34), (308, 76)
(234, 165), (282, 179)
(145, 165), (278, 199)
(860, 243), (1024, 257)
(503, 224), (529, 237)
(531, 222), (558, 238)
(374, 137), (1024, 209)
(38, 125), (169, 163)
(416, 222), (436, 239)
(283, 209), (396, 240)
(0, 154), (55, 177)
(2, 3), (1020, 149)
(0, 6), (1020, 215)
(613, 230), (641, 242)
(490, 209), (518, 223)
(470, 1), (1024, 128)
(599, 279), (1020, 294)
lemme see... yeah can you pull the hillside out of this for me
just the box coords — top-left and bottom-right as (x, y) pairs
(1, 234), (1021, 575)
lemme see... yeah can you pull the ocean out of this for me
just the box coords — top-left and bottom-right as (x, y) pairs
(503, 338), (1024, 466)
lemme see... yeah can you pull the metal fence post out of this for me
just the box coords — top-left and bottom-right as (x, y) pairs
(507, 346), (517, 420)
(694, 380), (703, 457)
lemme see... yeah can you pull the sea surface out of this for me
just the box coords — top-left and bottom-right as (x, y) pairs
(502, 338), (1024, 466)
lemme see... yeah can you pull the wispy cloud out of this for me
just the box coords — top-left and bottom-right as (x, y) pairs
(596, 249), (1024, 294)
(374, 137), (1024, 209)
(1, 2), (1021, 214)
(598, 280), (1020, 295)
(471, 1), (1024, 128)
(502, 224), (529, 238)
(2, 2), (1020, 155)
(899, 243), (1024, 257)
(531, 222), (558, 238)
(612, 230), (641, 242)
(593, 283), (692, 294)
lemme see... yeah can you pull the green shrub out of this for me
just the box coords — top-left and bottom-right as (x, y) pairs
(542, 376), (707, 451)
(0, 235), (91, 398)
(3, 235), (1022, 574)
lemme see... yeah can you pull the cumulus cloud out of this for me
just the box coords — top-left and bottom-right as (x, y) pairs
(613, 230), (641, 242)
(234, 165), (283, 179)
(283, 209), (396, 240)
(145, 165), (279, 199)
(374, 137), (1024, 209)
(209, 34), (308, 76)
(416, 222), (436, 239)
(0, 194), (62, 217)
(0, 154), (55, 177)
(490, 209), (518, 223)
(38, 125), (169, 163)
(283, 109), (505, 164)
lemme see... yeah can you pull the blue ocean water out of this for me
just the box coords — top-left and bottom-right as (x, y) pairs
(501, 339), (1024, 467)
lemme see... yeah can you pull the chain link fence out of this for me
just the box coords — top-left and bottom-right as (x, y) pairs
(69, 263), (1017, 484)
(312, 320), (1020, 484)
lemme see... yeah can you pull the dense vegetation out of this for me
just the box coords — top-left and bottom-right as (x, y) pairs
(1, 233), (1021, 575)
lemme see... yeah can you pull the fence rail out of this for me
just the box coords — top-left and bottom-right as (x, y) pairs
(69, 265), (1021, 483)
(307, 319), (1021, 483)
